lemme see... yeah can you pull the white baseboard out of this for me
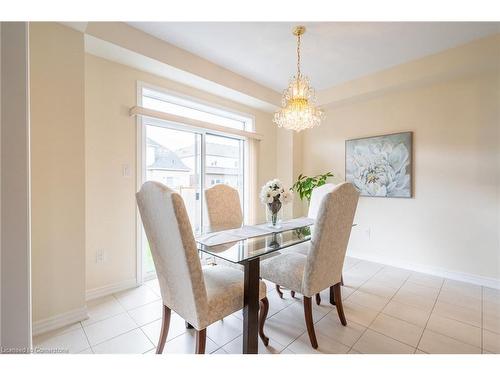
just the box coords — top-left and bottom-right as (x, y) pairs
(86, 278), (139, 301)
(348, 250), (500, 290)
(33, 279), (139, 336)
(33, 307), (88, 336)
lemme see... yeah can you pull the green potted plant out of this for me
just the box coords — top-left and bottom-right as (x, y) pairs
(292, 171), (334, 203)
(291, 171), (334, 237)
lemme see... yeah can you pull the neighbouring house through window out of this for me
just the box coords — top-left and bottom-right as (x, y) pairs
(138, 84), (253, 278)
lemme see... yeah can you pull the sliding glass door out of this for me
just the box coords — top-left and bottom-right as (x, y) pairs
(141, 121), (202, 276)
(140, 119), (245, 279)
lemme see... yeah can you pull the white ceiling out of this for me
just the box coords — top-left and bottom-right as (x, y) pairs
(128, 22), (500, 91)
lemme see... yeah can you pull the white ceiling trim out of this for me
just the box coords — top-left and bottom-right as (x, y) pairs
(84, 35), (278, 112)
(59, 22), (88, 33)
(316, 32), (500, 107)
(72, 22), (500, 113)
(128, 22), (500, 92)
(84, 22), (281, 113)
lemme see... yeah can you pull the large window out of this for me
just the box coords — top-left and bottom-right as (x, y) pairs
(138, 84), (250, 278)
(142, 87), (252, 131)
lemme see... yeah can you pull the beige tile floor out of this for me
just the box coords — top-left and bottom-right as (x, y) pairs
(33, 257), (500, 354)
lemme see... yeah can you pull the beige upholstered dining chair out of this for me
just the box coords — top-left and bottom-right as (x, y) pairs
(205, 184), (243, 231)
(136, 181), (269, 354)
(204, 184), (244, 270)
(275, 183), (338, 303)
(307, 183), (336, 220)
(260, 182), (359, 349)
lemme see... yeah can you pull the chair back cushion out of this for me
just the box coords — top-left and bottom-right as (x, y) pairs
(205, 184), (243, 230)
(136, 181), (208, 327)
(307, 183), (336, 219)
(302, 182), (359, 296)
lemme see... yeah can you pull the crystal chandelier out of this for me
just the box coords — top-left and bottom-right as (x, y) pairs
(273, 26), (324, 132)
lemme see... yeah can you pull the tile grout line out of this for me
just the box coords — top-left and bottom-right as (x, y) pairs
(383, 279), (484, 333)
(90, 325), (142, 350)
(280, 274), (369, 352)
(84, 293), (164, 351)
(81, 296), (126, 330)
(90, 325), (154, 353)
(88, 289), (158, 352)
(417, 286), (485, 350)
(35, 259), (361, 351)
(270, 302), (308, 351)
(120, 288), (169, 350)
(217, 334), (240, 353)
(413, 277), (445, 352)
(151, 258), (361, 354)
(97, 286), (182, 352)
(429, 286), (483, 310)
(267, 290), (301, 319)
(96, 284), (293, 353)
(282, 263), (388, 353)
(348, 267), (414, 353)
(33, 320), (84, 343)
(78, 321), (93, 353)
(39, 260), (495, 354)
(145, 299), (266, 353)
(339, 264), (395, 352)
(398, 296), (484, 350)
(129, 283), (170, 349)
(405, 299), (482, 331)
(137, 324), (157, 349)
(278, 293), (340, 352)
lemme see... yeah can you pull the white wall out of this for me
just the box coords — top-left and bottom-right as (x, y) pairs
(84, 22), (280, 110)
(0, 20), (2, 347)
(84, 53), (277, 295)
(26, 23), (278, 333)
(0, 19), (2, 347)
(302, 59), (500, 286)
(275, 129), (304, 219)
(30, 22), (87, 333)
(0, 22), (32, 351)
(24, 24), (500, 340)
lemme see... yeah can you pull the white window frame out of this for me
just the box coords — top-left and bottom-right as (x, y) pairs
(136, 82), (251, 282)
(140, 81), (255, 132)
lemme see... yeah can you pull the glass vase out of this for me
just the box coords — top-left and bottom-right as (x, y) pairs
(266, 200), (283, 228)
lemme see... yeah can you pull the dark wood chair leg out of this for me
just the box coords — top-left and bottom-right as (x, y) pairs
(195, 328), (207, 354)
(315, 293), (321, 305)
(303, 296), (318, 349)
(329, 285), (336, 305)
(259, 297), (270, 346)
(276, 284), (283, 298)
(333, 283), (347, 326)
(291, 290), (296, 298)
(156, 305), (171, 354)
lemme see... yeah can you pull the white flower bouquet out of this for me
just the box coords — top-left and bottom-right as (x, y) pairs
(259, 179), (293, 227)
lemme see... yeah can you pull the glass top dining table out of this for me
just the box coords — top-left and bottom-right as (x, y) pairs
(197, 224), (314, 264)
(195, 220), (355, 354)
(195, 221), (315, 354)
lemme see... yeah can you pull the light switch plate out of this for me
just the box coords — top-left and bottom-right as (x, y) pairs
(122, 164), (131, 178)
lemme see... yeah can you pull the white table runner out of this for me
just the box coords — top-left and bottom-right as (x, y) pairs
(196, 217), (315, 247)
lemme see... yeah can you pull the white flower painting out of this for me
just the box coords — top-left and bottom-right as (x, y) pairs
(346, 132), (413, 198)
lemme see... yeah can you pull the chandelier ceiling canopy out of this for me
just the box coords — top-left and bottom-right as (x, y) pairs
(273, 26), (324, 132)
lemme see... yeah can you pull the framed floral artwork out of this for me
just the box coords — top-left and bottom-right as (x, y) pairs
(345, 132), (413, 198)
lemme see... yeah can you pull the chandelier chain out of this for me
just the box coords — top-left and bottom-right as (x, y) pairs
(296, 33), (301, 77)
(273, 25), (323, 132)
